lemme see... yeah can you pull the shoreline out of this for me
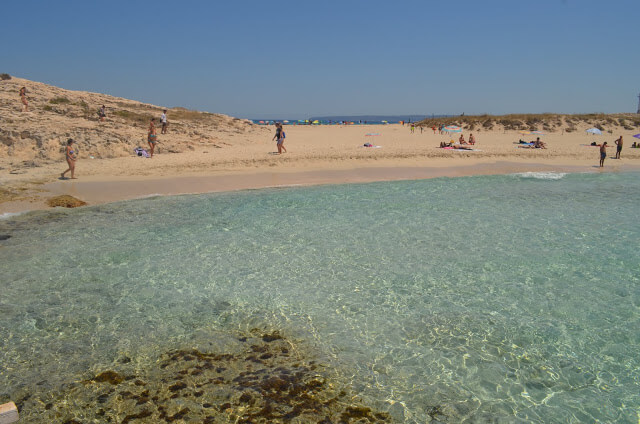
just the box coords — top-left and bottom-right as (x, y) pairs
(2, 158), (637, 215)
(2, 122), (639, 214)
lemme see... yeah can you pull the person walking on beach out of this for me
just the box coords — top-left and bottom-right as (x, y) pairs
(19, 86), (28, 112)
(599, 142), (607, 167)
(61, 138), (77, 179)
(272, 122), (286, 154)
(614, 135), (623, 159)
(148, 118), (158, 158)
(161, 110), (168, 134)
(98, 105), (106, 122)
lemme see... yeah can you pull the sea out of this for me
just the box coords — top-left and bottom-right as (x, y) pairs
(1, 171), (639, 423)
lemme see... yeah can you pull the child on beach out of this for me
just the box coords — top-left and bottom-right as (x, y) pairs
(61, 139), (77, 179)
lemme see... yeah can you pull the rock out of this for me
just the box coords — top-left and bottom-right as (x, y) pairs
(46, 195), (87, 208)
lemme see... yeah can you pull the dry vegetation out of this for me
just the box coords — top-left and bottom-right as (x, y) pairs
(0, 75), (258, 164)
(419, 113), (640, 134)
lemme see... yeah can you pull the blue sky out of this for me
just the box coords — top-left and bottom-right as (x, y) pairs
(2, 0), (639, 119)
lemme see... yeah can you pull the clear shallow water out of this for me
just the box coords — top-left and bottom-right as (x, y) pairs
(1, 171), (639, 422)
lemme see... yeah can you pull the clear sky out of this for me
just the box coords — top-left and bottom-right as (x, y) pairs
(2, 0), (639, 119)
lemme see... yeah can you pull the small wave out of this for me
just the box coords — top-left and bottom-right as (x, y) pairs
(0, 211), (27, 220)
(512, 172), (567, 180)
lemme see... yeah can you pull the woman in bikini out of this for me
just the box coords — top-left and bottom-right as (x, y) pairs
(148, 118), (157, 157)
(19, 87), (28, 112)
(61, 139), (77, 179)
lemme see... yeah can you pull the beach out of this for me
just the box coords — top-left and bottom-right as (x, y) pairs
(3, 122), (640, 214)
(2, 78), (640, 423)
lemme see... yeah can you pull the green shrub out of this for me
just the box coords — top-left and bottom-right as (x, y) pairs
(0, 73), (11, 80)
(49, 97), (71, 104)
(43, 105), (53, 111)
(113, 109), (149, 124)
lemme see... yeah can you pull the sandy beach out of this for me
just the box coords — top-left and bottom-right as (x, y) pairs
(2, 123), (640, 214)
(2, 77), (640, 214)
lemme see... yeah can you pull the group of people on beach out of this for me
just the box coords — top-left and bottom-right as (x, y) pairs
(439, 133), (477, 148)
(599, 136), (624, 167)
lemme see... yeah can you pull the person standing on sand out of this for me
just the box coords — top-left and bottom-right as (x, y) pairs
(148, 118), (158, 158)
(19, 86), (28, 112)
(600, 142), (607, 167)
(61, 139), (77, 179)
(272, 122), (286, 154)
(161, 110), (168, 134)
(614, 135), (623, 159)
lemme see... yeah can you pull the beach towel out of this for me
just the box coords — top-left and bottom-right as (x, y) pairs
(361, 143), (382, 148)
(134, 147), (150, 158)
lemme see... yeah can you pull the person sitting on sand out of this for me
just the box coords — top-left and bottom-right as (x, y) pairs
(632, 142), (637, 148)
(148, 118), (157, 158)
(61, 138), (77, 179)
(459, 134), (466, 144)
(19, 86), (28, 112)
(534, 137), (546, 149)
(440, 140), (453, 148)
(600, 142), (607, 167)
(469, 134), (476, 145)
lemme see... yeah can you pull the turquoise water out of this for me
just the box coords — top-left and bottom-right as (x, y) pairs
(1, 171), (639, 422)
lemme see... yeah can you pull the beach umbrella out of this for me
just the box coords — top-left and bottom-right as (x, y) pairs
(518, 130), (531, 135)
(531, 130), (544, 135)
(444, 125), (462, 133)
(633, 133), (640, 139)
(586, 128), (602, 135)
(283, 120), (289, 123)
(365, 133), (381, 137)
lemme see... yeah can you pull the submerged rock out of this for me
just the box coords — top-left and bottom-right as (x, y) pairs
(20, 330), (393, 423)
(46, 195), (87, 208)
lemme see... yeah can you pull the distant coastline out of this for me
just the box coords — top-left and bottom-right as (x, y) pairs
(251, 115), (454, 124)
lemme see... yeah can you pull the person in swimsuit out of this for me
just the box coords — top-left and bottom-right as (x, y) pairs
(600, 142), (607, 167)
(614, 135), (623, 159)
(469, 134), (476, 145)
(61, 138), (77, 179)
(148, 118), (157, 157)
(272, 122), (286, 154)
(19, 86), (28, 112)
(459, 134), (466, 144)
